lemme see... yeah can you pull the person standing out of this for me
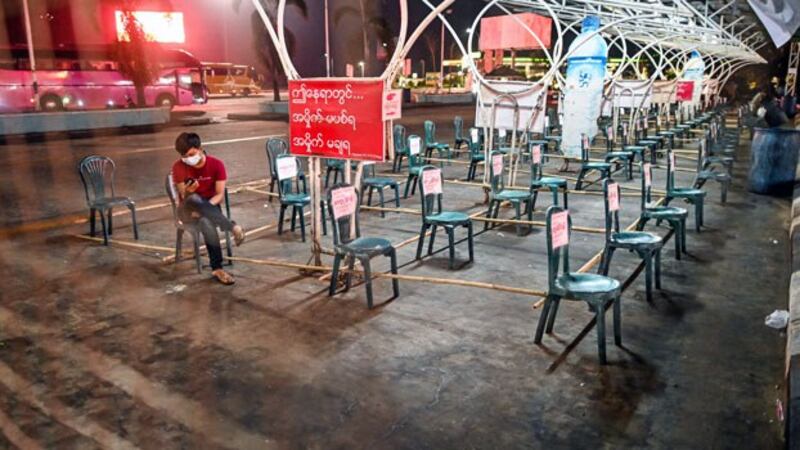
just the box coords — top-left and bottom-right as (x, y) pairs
(172, 132), (245, 285)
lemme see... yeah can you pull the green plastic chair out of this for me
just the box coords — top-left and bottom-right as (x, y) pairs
(424, 120), (451, 165)
(466, 127), (485, 181)
(276, 155), (326, 241)
(665, 150), (706, 231)
(392, 124), (409, 173)
(78, 155), (139, 246)
(575, 134), (612, 190)
(636, 162), (687, 260)
(529, 143), (568, 209)
(485, 151), (534, 236)
(453, 116), (469, 149)
(415, 166), (474, 269)
(403, 135), (425, 198)
(324, 159), (358, 187)
(602, 124), (634, 180)
(693, 136), (732, 203)
(535, 206), (622, 365)
(362, 163), (400, 217)
(327, 184), (399, 309)
(600, 179), (664, 302)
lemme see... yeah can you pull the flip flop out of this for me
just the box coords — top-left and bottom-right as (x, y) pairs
(212, 270), (235, 285)
(232, 225), (246, 246)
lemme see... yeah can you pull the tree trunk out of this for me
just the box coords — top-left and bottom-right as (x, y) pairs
(136, 84), (146, 107)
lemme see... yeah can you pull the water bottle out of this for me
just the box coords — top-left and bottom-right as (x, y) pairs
(561, 15), (608, 158)
(682, 50), (705, 109)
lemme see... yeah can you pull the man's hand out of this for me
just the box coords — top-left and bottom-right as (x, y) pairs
(184, 179), (199, 194)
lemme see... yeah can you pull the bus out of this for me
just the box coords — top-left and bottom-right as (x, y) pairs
(202, 63), (261, 97)
(0, 46), (207, 113)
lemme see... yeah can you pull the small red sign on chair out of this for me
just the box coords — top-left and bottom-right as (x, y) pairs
(607, 126), (614, 141)
(582, 135), (590, 150)
(422, 169), (443, 194)
(669, 151), (676, 169)
(471, 128), (480, 144)
(532, 145), (542, 164)
(331, 186), (357, 219)
(551, 210), (569, 249)
(608, 182), (620, 212)
(409, 136), (421, 155)
(492, 153), (504, 176)
(644, 163), (652, 187)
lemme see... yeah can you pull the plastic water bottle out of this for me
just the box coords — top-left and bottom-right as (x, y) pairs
(682, 50), (705, 109)
(561, 16), (608, 158)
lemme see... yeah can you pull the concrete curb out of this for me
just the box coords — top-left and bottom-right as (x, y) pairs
(0, 107), (170, 136)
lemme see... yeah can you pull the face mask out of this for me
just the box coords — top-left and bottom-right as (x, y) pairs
(182, 154), (202, 166)
(757, 107), (767, 119)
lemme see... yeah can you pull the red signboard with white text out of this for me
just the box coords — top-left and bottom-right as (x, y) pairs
(676, 81), (695, 102)
(289, 79), (385, 161)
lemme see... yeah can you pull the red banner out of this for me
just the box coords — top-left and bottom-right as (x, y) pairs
(289, 79), (385, 161)
(479, 13), (552, 51)
(676, 81), (695, 102)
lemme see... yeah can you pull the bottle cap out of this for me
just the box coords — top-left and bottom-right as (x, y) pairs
(582, 16), (600, 32)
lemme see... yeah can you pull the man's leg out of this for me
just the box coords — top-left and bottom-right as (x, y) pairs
(197, 217), (224, 271)
(182, 193), (234, 232)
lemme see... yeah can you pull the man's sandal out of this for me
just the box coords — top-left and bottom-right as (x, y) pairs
(232, 225), (246, 246)
(212, 270), (235, 285)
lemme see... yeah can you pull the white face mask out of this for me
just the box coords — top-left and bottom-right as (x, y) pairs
(182, 154), (202, 166)
(757, 107), (767, 119)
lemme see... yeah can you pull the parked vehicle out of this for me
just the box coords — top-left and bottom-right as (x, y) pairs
(202, 63), (261, 97)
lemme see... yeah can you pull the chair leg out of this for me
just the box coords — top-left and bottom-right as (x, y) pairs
(107, 208), (113, 235)
(484, 201), (495, 231)
(721, 179), (729, 204)
(575, 168), (586, 190)
(534, 295), (556, 343)
(345, 255), (356, 292)
(329, 254), (342, 296)
(278, 205), (286, 234)
(681, 219), (688, 254)
(563, 189), (569, 210)
(595, 304), (608, 365)
(175, 229), (184, 263)
(268, 179), (276, 202)
(466, 221), (474, 263)
(404, 175), (413, 198)
(428, 225), (438, 255)
(393, 185), (400, 207)
(644, 253), (654, 303)
(290, 206), (297, 231)
(378, 189), (386, 218)
(367, 186), (374, 207)
(128, 204), (139, 240)
(99, 209), (109, 245)
(361, 257), (374, 309)
(550, 187), (558, 207)
(411, 177), (418, 197)
(599, 246), (615, 275)
(389, 249), (400, 299)
(446, 227), (455, 270)
(415, 224), (428, 260)
(613, 297), (622, 346)
(696, 198), (704, 230)
(89, 208), (96, 237)
(654, 249), (662, 289)
(298, 206), (307, 242)
(320, 202), (328, 236)
(513, 201), (522, 236)
(545, 297), (561, 334)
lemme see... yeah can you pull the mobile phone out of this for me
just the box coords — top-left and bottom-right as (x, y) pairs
(184, 177), (196, 185)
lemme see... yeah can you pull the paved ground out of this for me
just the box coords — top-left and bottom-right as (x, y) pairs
(0, 106), (789, 449)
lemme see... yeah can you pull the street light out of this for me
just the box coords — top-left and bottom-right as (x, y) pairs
(358, 61), (365, 77)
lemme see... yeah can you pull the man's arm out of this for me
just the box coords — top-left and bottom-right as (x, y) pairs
(208, 180), (226, 206)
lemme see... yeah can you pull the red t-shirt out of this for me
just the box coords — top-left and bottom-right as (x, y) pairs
(172, 155), (227, 200)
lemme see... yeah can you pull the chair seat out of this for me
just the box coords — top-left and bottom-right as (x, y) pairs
(494, 190), (532, 202)
(532, 177), (567, 188)
(610, 231), (663, 247)
(498, 147), (513, 154)
(582, 162), (612, 170)
(426, 211), (471, 225)
(697, 170), (731, 181)
(409, 167), (423, 176)
(605, 151), (633, 159)
(644, 205), (688, 218)
(545, 136), (562, 141)
(554, 273), (621, 300)
(638, 140), (658, 147)
(339, 237), (393, 256)
(645, 135), (664, 142)
(669, 187), (706, 198)
(364, 177), (398, 187)
(281, 193), (311, 205)
(471, 154), (485, 161)
(429, 142), (449, 150)
(706, 156), (734, 164)
(623, 146), (646, 152)
(529, 139), (549, 146)
(90, 196), (134, 208)
(657, 131), (675, 136)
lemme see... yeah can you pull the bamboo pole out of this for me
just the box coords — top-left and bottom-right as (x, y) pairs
(72, 234), (176, 253)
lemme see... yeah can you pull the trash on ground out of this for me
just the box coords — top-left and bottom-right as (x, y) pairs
(765, 310), (790, 329)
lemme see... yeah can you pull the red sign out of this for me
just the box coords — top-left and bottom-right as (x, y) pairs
(551, 210), (569, 249)
(676, 81), (695, 102)
(608, 183), (620, 212)
(479, 13), (552, 51)
(289, 79), (385, 161)
(383, 89), (402, 121)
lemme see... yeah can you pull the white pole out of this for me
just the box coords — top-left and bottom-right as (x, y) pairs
(439, 18), (445, 90)
(22, 0), (39, 111)
(324, 0), (331, 77)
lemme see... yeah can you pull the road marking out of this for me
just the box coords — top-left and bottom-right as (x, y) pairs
(127, 134), (286, 155)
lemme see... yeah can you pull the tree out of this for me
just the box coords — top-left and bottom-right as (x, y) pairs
(113, 7), (159, 107)
(249, 0), (307, 102)
(334, 0), (394, 76)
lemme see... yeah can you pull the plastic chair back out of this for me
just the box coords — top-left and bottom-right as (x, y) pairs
(275, 154), (306, 197)
(424, 120), (436, 147)
(529, 143), (544, 181)
(266, 138), (287, 179)
(488, 150), (506, 194)
(639, 162), (655, 211)
(393, 124), (407, 154)
(418, 165), (444, 219)
(666, 149), (676, 191)
(327, 183), (360, 245)
(545, 205), (572, 290)
(165, 173), (185, 229)
(454, 116), (464, 141)
(407, 135), (424, 170)
(603, 178), (622, 241)
(78, 155), (115, 206)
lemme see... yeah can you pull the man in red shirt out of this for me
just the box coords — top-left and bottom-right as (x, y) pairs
(172, 132), (245, 285)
